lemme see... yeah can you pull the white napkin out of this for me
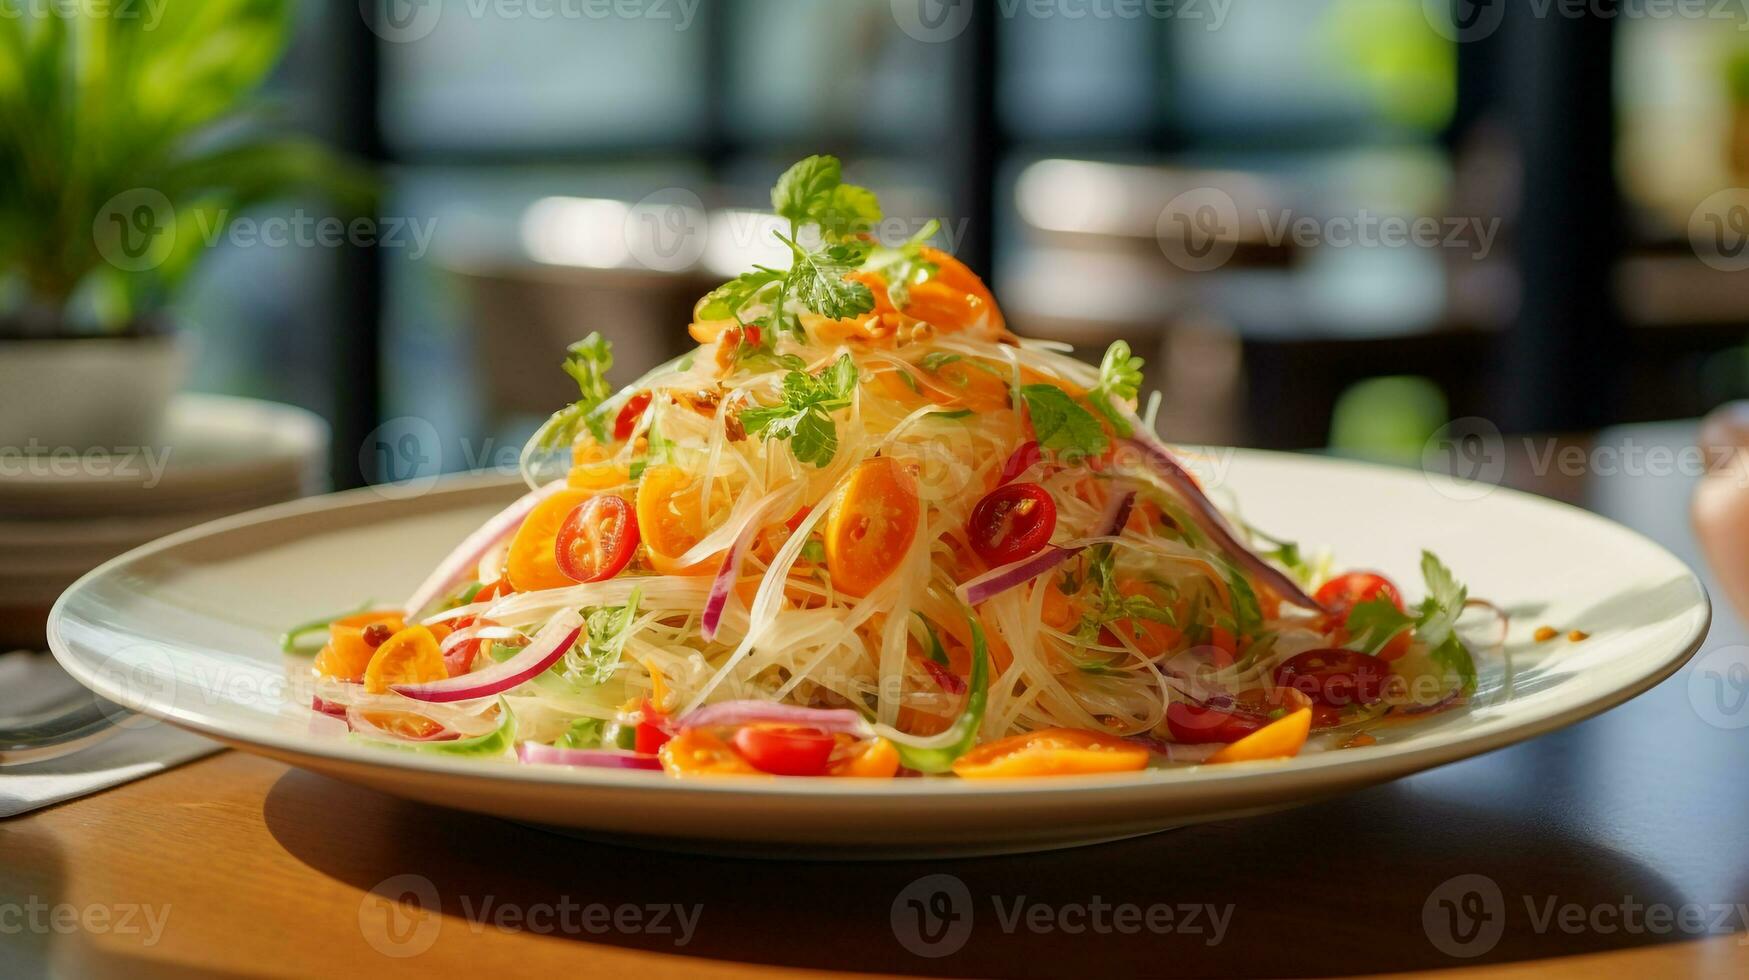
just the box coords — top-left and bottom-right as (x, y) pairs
(0, 651), (222, 818)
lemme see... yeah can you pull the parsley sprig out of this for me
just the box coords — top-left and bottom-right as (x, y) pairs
(698, 155), (886, 340)
(539, 332), (616, 449)
(740, 354), (860, 467)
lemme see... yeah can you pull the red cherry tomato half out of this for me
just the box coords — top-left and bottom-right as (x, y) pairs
(614, 392), (653, 442)
(968, 482), (1058, 566)
(1165, 701), (1266, 745)
(731, 725), (836, 776)
(1315, 572), (1404, 619)
(636, 720), (673, 755)
(1274, 648), (1388, 710)
(555, 495), (640, 583)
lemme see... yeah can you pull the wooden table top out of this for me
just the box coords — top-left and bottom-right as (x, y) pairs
(4, 421), (1747, 978)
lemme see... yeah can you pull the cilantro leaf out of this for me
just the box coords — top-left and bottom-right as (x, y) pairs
(539, 332), (616, 448)
(1344, 597), (1416, 656)
(698, 267), (783, 321)
(573, 587), (643, 686)
(1413, 551), (1475, 694)
(863, 219), (941, 306)
(781, 235), (875, 320)
(1019, 384), (1109, 457)
(1088, 341), (1145, 437)
(1414, 550), (1467, 650)
(739, 354), (860, 467)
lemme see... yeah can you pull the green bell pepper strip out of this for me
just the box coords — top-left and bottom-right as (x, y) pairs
(884, 610), (990, 774)
(352, 698), (517, 757)
(278, 600), (375, 653)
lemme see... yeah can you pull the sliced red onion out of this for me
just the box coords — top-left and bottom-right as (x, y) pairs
(679, 700), (872, 735)
(311, 696), (348, 719)
(403, 482), (565, 620)
(394, 610), (583, 703)
(957, 490), (1135, 606)
(517, 742), (662, 770)
(999, 440), (1042, 485)
(1120, 437), (1324, 614)
(701, 491), (791, 642)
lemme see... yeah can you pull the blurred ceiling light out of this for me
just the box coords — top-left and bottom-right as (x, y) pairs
(1016, 159), (1138, 235)
(520, 196), (632, 268)
(703, 209), (789, 277)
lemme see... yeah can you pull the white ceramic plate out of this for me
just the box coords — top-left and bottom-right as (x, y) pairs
(48, 455), (1709, 857)
(0, 393), (326, 518)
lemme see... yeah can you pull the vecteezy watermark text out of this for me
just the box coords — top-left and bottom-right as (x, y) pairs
(891, 0), (1231, 43)
(0, 898), (171, 946)
(891, 874), (1232, 958)
(0, 442), (172, 486)
(1423, 874), (1749, 958)
(361, 0), (700, 43)
(94, 188), (437, 273)
(1425, 0), (1749, 44)
(0, 0), (168, 29)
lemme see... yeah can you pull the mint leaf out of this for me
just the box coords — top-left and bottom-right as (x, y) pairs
(1019, 384), (1109, 457)
(819, 184), (882, 241)
(772, 155), (845, 227)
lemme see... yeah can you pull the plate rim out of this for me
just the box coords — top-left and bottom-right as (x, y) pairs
(47, 452), (1712, 803)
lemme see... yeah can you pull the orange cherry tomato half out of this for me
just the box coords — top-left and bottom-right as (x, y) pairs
(1207, 707), (1313, 764)
(826, 736), (901, 778)
(951, 728), (1150, 779)
(555, 495), (640, 584)
(825, 457), (921, 598)
(658, 729), (761, 777)
(636, 464), (723, 573)
(363, 626), (447, 694)
(615, 391), (652, 442)
(506, 488), (599, 592)
(967, 482), (1057, 566)
(731, 725), (837, 776)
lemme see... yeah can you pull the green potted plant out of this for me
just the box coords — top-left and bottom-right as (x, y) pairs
(0, 1), (371, 450)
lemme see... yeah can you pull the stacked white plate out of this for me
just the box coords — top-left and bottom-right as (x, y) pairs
(0, 393), (328, 647)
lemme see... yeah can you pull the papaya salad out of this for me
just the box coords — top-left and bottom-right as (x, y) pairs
(287, 156), (1505, 779)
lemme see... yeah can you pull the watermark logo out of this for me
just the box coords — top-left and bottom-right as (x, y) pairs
(89, 642), (179, 731)
(1689, 644), (1749, 729)
(625, 187), (709, 272)
(1156, 187), (1239, 273)
(360, 874), (443, 958)
(1421, 416), (1507, 501)
(1692, 189), (1749, 273)
(1423, 874), (1506, 958)
(1423, 0), (1506, 43)
(891, 874), (974, 958)
(891, 0), (976, 42)
(361, 0), (443, 43)
(362, 416), (445, 499)
(93, 188), (177, 273)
